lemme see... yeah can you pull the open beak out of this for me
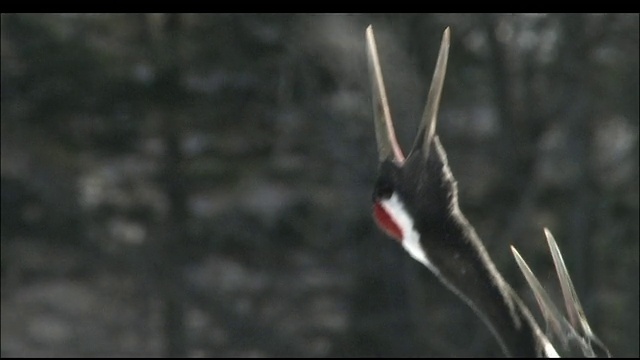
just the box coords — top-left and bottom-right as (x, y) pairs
(511, 229), (611, 357)
(366, 25), (450, 165)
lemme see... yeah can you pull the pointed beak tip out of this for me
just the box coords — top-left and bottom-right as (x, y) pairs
(510, 245), (520, 256)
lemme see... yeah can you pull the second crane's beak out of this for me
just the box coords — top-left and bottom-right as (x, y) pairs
(366, 25), (450, 165)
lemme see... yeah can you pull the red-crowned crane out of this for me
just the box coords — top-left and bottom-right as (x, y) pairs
(366, 25), (610, 358)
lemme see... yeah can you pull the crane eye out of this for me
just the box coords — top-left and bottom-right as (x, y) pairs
(373, 181), (394, 201)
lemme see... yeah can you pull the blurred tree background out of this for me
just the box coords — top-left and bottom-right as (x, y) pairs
(1, 13), (638, 357)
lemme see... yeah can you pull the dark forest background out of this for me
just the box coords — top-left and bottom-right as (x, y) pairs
(1, 13), (638, 357)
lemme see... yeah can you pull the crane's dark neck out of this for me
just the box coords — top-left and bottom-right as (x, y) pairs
(425, 208), (546, 357)
(397, 138), (548, 357)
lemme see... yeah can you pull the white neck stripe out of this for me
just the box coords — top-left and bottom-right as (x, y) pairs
(380, 193), (438, 275)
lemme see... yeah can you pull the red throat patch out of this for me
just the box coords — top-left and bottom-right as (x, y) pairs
(373, 202), (403, 242)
